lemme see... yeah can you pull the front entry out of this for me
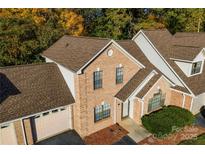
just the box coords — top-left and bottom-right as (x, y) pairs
(122, 100), (130, 118)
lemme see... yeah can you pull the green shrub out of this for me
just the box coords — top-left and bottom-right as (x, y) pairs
(141, 106), (195, 138)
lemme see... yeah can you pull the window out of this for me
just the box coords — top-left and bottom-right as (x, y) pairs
(93, 71), (103, 90)
(1, 124), (9, 129)
(42, 112), (49, 116)
(148, 90), (166, 112)
(191, 61), (202, 75)
(52, 109), (58, 113)
(94, 103), (111, 122)
(116, 67), (123, 84)
(60, 108), (66, 111)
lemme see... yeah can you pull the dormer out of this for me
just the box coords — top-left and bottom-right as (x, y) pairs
(173, 48), (205, 77)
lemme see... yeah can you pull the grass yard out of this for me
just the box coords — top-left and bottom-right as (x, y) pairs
(179, 133), (205, 145)
(141, 106), (195, 138)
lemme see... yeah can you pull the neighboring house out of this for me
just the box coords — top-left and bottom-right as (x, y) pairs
(1, 29), (205, 144)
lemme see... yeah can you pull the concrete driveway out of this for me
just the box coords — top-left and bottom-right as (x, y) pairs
(36, 130), (85, 145)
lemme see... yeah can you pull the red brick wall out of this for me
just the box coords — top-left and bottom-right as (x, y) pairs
(73, 43), (141, 137)
(170, 90), (184, 108)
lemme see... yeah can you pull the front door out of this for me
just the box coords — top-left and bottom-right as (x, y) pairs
(122, 100), (130, 118)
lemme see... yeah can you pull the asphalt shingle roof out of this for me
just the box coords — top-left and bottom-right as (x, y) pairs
(43, 35), (111, 72)
(0, 63), (75, 123)
(143, 29), (205, 95)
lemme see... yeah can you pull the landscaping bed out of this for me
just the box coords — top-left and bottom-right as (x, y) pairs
(179, 133), (205, 145)
(141, 106), (195, 138)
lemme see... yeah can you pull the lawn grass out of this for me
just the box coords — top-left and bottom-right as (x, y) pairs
(179, 133), (205, 145)
(141, 106), (195, 138)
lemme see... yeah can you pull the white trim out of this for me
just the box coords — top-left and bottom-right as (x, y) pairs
(189, 60), (204, 77)
(141, 75), (175, 100)
(170, 58), (193, 63)
(182, 94), (186, 108)
(113, 98), (117, 123)
(140, 100), (144, 117)
(132, 30), (195, 97)
(0, 104), (72, 126)
(124, 70), (157, 103)
(170, 88), (192, 97)
(190, 97), (194, 112)
(76, 40), (145, 74)
(20, 119), (27, 145)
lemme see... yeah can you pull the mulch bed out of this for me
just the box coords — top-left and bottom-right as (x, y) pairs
(84, 124), (128, 145)
(138, 125), (205, 145)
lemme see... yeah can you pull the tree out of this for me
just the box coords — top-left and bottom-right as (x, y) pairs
(0, 9), (85, 66)
(0, 17), (42, 66)
(89, 9), (133, 39)
(59, 10), (84, 36)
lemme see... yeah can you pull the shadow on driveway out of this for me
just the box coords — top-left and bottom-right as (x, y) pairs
(36, 130), (85, 145)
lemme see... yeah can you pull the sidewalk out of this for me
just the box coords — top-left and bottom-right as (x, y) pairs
(119, 118), (151, 143)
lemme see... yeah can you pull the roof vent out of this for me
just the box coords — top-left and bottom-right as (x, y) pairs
(65, 43), (69, 47)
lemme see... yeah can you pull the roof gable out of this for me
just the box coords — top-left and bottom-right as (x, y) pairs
(43, 35), (111, 72)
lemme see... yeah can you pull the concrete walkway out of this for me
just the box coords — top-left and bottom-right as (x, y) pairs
(119, 118), (151, 143)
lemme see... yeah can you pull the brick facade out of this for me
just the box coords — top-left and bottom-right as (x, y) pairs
(73, 43), (141, 137)
(170, 90), (184, 107)
(133, 98), (142, 124)
(143, 77), (171, 114)
(131, 77), (193, 125)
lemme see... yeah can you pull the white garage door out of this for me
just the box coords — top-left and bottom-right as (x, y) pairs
(34, 107), (72, 141)
(0, 123), (18, 145)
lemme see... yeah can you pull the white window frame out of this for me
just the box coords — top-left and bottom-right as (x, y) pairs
(189, 60), (204, 76)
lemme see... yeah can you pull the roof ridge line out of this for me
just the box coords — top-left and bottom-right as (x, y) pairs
(64, 35), (111, 41)
(0, 62), (55, 70)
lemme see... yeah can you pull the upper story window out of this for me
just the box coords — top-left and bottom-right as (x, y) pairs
(94, 102), (111, 122)
(93, 70), (103, 90)
(191, 61), (202, 75)
(116, 66), (123, 84)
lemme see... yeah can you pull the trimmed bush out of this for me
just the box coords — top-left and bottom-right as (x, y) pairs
(141, 106), (195, 138)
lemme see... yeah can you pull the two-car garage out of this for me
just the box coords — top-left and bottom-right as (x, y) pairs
(0, 106), (73, 145)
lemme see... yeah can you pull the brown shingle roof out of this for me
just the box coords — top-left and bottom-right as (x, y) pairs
(115, 40), (157, 101)
(143, 29), (205, 95)
(115, 68), (151, 101)
(0, 63), (75, 123)
(43, 35), (110, 72)
(171, 85), (190, 94)
(143, 29), (202, 61)
(171, 45), (202, 61)
(174, 32), (205, 48)
(136, 74), (161, 99)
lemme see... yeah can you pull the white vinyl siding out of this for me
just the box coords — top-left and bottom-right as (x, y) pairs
(133, 33), (183, 86)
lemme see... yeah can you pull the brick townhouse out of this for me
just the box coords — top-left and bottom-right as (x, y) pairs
(1, 29), (205, 144)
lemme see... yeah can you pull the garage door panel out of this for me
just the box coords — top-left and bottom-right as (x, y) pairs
(0, 123), (18, 145)
(35, 107), (71, 141)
